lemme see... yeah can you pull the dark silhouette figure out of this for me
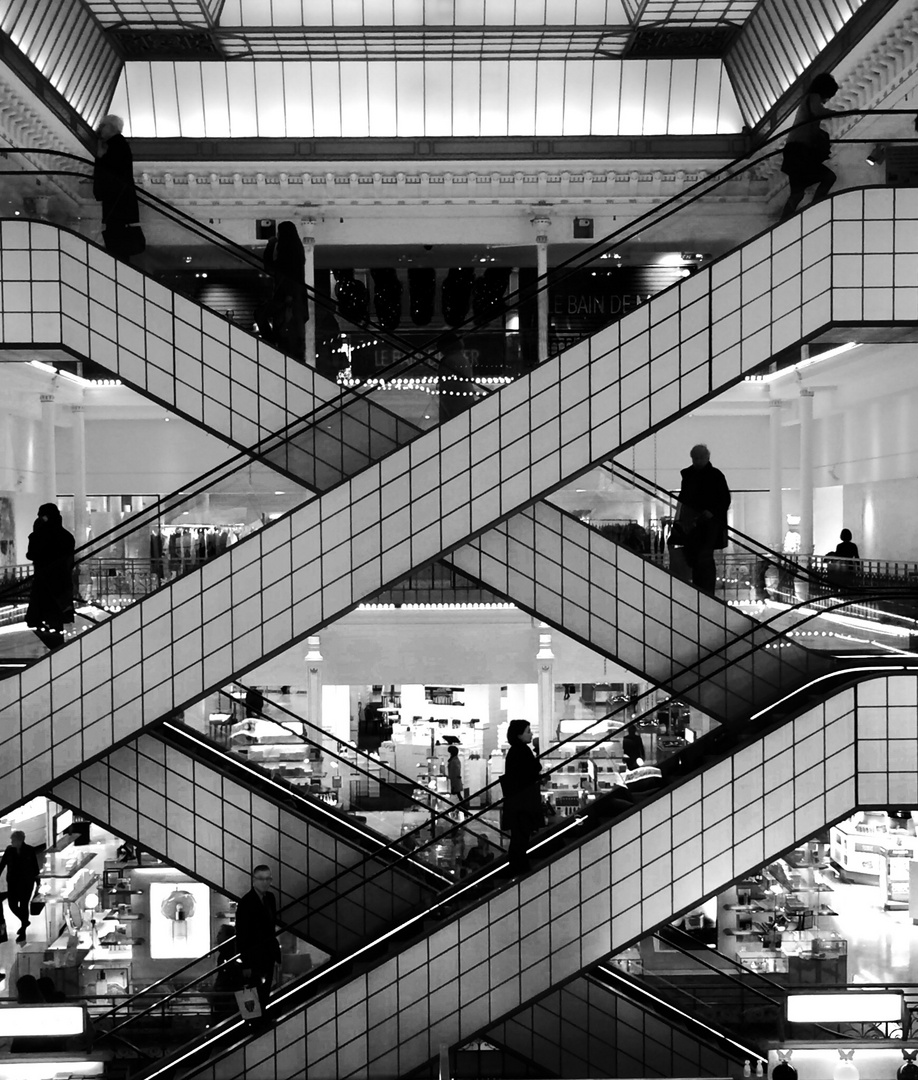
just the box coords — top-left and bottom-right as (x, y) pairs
(92, 114), (142, 260)
(500, 720), (544, 876)
(0, 830), (42, 942)
(37, 976), (65, 1002)
(779, 74), (842, 223)
(234, 865), (281, 1016)
(676, 444), (731, 596)
(26, 503), (75, 650)
(263, 222), (307, 361)
(621, 730), (645, 771)
(832, 528), (859, 559)
(15, 975), (43, 1003)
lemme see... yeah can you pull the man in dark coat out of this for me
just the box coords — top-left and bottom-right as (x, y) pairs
(92, 114), (141, 260)
(0, 830), (42, 942)
(26, 503), (75, 651)
(676, 444), (731, 596)
(234, 865), (281, 1015)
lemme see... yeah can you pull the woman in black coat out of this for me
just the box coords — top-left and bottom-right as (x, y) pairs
(500, 719), (544, 875)
(26, 503), (75, 650)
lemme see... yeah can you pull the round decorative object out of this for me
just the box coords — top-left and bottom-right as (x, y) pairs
(834, 1051), (858, 1080)
(160, 889), (196, 921)
(773, 1058), (797, 1080)
(897, 1055), (918, 1080)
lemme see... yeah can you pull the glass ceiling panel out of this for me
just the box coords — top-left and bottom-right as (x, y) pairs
(110, 57), (743, 138)
(726, 0), (867, 125)
(216, 28), (625, 61)
(218, 0), (635, 26)
(0, 0), (121, 126)
(81, 0), (220, 27)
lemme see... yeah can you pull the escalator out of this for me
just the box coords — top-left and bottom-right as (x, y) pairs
(115, 664), (916, 1080)
(49, 717), (446, 956)
(7, 180), (916, 812)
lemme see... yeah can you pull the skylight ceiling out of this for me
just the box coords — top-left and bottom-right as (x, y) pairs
(94, 0), (757, 61)
(110, 56), (743, 137)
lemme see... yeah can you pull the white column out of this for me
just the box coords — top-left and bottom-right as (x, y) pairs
(302, 223), (316, 369)
(798, 389), (815, 556)
(768, 399), (784, 550)
(532, 216), (551, 363)
(304, 635), (323, 735)
(535, 625), (555, 751)
(70, 403), (87, 547)
(39, 393), (57, 508)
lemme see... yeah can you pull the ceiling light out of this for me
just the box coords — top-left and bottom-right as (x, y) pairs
(748, 341), (860, 383)
(865, 144), (886, 166)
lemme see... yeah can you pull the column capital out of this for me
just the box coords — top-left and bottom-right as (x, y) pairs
(799, 387), (815, 398)
(70, 404), (85, 413)
(768, 398), (784, 407)
(40, 393), (55, 404)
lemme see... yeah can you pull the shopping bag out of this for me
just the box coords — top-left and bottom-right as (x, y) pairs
(29, 900), (45, 917)
(234, 985), (262, 1020)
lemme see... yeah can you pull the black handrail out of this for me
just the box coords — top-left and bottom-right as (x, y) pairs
(2, 122), (913, 614)
(96, 586), (910, 1045)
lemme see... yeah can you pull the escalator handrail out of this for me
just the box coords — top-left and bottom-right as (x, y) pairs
(4, 116), (915, 457)
(158, 716), (455, 880)
(2, 124), (913, 609)
(600, 461), (914, 599)
(222, 681), (509, 842)
(134, 657), (918, 1080)
(103, 588), (917, 1043)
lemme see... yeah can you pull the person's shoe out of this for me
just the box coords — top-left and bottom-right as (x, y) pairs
(15, 930), (26, 943)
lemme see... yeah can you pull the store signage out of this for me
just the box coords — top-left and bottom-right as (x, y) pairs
(0, 1003), (87, 1036)
(786, 991), (902, 1024)
(548, 267), (684, 339)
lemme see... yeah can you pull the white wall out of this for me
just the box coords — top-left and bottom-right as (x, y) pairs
(247, 609), (628, 688)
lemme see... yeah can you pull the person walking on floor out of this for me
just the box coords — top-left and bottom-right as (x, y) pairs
(234, 865), (281, 1017)
(499, 720), (545, 876)
(676, 444), (731, 597)
(25, 503), (76, 651)
(447, 745), (465, 819)
(0, 830), (42, 943)
(779, 73), (843, 223)
(93, 114), (142, 260)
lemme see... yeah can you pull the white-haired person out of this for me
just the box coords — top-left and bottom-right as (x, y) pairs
(93, 113), (142, 260)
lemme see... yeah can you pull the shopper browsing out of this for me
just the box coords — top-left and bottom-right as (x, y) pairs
(0, 831), (42, 943)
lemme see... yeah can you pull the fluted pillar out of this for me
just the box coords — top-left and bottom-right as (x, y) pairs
(71, 403), (87, 546)
(303, 221), (316, 369)
(768, 399), (784, 551)
(532, 216), (551, 363)
(798, 389), (815, 556)
(39, 393), (57, 508)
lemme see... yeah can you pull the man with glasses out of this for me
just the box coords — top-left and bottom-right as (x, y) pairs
(234, 865), (281, 1017)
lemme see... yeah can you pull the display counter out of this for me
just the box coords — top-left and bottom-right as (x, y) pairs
(830, 820), (918, 887)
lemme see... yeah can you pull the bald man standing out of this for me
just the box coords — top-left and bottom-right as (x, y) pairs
(676, 444), (731, 596)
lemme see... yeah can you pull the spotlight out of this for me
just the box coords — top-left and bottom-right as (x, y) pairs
(866, 144), (886, 167)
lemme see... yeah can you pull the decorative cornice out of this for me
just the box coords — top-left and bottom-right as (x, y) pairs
(833, 7), (918, 133)
(137, 164), (767, 208)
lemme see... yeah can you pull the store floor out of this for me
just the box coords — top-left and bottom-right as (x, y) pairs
(824, 876), (918, 983)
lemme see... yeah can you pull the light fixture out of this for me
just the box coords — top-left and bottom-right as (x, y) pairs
(748, 341), (860, 383)
(866, 144), (886, 166)
(787, 992), (902, 1024)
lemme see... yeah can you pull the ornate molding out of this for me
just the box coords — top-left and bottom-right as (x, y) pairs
(138, 164), (767, 208)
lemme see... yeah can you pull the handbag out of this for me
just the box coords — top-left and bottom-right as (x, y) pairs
(234, 985), (262, 1020)
(29, 899), (45, 917)
(0, 916), (7, 945)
